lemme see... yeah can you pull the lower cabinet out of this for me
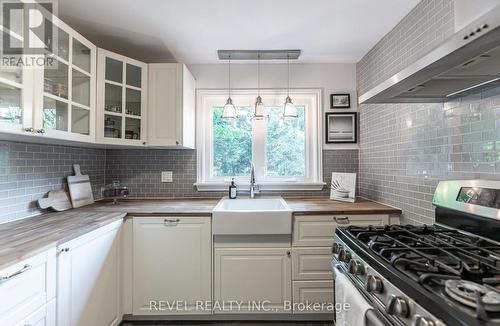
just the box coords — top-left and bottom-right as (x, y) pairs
(15, 299), (56, 326)
(214, 248), (292, 314)
(57, 220), (122, 326)
(290, 214), (389, 316)
(292, 281), (333, 314)
(132, 216), (211, 315)
(0, 249), (56, 326)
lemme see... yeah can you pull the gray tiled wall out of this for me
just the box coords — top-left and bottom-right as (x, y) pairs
(105, 149), (359, 198)
(359, 89), (500, 225)
(0, 141), (105, 223)
(357, 0), (500, 225)
(357, 0), (454, 95)
(0, 142), (357, 223)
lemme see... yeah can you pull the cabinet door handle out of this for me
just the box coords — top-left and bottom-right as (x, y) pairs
(0, 264), (32, 283)
(334, 216), (350, 224)
(286, 251), (291, 257)
(164, 218), (180, 226)
(24, 127), (34, 133)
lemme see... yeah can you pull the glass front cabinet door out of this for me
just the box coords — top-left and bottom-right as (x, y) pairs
(0, 27), (35, 135)
(97, 49), (147, 145)
(32, 17), (97, 143)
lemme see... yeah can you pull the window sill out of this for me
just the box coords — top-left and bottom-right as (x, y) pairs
(194, 182), (326, 192)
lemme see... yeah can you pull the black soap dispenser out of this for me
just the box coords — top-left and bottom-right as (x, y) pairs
(229, 178), (237, 199)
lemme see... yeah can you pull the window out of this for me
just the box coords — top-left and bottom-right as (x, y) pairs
(196, 89), (323, 191)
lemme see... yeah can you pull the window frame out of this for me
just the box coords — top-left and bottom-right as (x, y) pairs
(195, 88), (324, 191)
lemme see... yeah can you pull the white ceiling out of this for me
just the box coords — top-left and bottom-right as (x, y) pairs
(58, 0), (419, 64)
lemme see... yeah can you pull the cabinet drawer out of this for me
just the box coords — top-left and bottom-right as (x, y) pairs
(292, 280), (334, 314)
(292, 247), (333, 280)
(292, 215), (388, 247)
(0, 249), (56, 325)
(15, 299), (56, 326)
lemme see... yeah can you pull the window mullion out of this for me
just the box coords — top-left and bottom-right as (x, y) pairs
(252, 117), (266, 181)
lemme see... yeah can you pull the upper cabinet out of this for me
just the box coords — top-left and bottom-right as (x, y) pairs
(33, 17), (97, 142)
(0, 7), (195, 148)
(0, 29), (34, 136)
(96, 49), (148, 146)
(148, 64), (195, 148)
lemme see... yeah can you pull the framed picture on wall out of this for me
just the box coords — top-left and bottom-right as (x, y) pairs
(330, 94), (350, 108)
(325, 112), (357, 143)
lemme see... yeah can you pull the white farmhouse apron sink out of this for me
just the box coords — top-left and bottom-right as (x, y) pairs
(212, 197), (292, 235)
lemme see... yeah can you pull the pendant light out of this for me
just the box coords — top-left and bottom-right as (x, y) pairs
(283, 54), (297, 118)
(221, 56), (236, 119)
(253, 52), (266, 119)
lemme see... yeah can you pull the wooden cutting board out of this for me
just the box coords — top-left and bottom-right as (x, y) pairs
(67, 164), (94, 208)
(38, 189), (72, 211)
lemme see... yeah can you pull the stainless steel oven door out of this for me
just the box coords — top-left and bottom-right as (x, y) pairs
(332, 263), (393, 326)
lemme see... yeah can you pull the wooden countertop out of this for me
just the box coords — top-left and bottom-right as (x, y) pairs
(0, 210), (126, 270)
(286, 197), (402, 215)
(0, 197), (400, 270)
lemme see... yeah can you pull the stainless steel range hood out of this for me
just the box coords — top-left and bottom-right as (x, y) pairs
(359, 4), (500, 104)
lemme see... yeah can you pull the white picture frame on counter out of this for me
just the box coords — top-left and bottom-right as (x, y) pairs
(330, 172), (356, 203)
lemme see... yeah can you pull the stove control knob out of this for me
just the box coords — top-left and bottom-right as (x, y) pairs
(332, 243), (342, 254)
(386, 295), (410, 318)
(365, 275), (384, 293)
(413, 316), (436, 326)
(338, 249), (351, 263)
(348, 259), (364, 275)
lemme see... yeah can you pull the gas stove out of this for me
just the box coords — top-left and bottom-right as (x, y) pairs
(332, 180), (500, 326)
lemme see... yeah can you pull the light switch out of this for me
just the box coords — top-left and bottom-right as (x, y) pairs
(161, 171), (173, 182)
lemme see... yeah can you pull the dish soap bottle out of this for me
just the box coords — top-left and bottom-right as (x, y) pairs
(229, 178), (237, 199)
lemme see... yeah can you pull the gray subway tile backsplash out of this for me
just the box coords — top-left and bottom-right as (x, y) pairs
(0, 141), (105, 223)
(0, 141), (358, 222)
(105, 149), (358, 198)
(356, 0), (499, 225)
(358, 89), (500, 225)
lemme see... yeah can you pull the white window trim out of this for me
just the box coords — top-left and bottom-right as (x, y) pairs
(195, 88), (324, 192)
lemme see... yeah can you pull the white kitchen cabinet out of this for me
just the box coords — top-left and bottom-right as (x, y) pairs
(0, 29), (35, 137)
(214, 247), (292, 314)
(96, 49), (148, 145)
(57, 220), (122, 326)
(32, 16), (97, 143)
(292, 281), (333, 314)
(147, 63), (195, 148)
(14, 299), (56, 326)
(291, 247), (333, 280)
(0, 248), (56, 326)
(290, 214), (389, 318)
(292, 214), (388, 247)
(132, 216), (211, 315)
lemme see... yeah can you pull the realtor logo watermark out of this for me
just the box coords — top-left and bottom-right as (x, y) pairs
(1, 0), (59, 68)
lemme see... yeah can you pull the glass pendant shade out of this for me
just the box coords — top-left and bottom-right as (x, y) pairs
(222, 97), (236, 119)
(253, 95), (266, 119)
(283, 96), (297, 118)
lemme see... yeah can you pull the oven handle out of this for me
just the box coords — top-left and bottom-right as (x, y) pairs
(366, 309), (392, 326)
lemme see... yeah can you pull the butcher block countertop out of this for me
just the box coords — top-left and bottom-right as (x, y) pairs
(0, 197), (400, 270)
(286, 197), (402, 215)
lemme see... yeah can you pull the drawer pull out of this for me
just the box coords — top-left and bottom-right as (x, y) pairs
(164, 218), (180, 226)
(0, 264), (32, 283)
(334, 216), (350, 224)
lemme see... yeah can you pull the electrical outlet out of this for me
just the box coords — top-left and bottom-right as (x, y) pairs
(161, 171), (173, 182)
